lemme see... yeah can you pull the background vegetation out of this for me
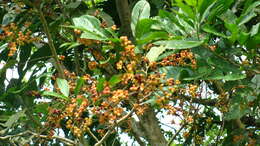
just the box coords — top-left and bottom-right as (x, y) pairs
(0, 0), (259, 145)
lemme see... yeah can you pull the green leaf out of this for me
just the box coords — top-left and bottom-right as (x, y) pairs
(63, 25), (107, 40)
(250, 23), (260, 37)
(97, 77), (106, 92)
(154, 40), (204, 49)
(202, 24), (228, 38)
(109, 74), (122, 87)
(60, 42), (81, 50)
(86, 9), (115, 27)
(207, 0), (234, 22)
(159, 66), (193, 80)
(56, 78), (69, 97)
(42, 91), (69, 100)
(158, 10), (187, 35)
(198, 0), (216, 15)
(74, 78), (84, 97)
(175, 0), (195, 20)
(146, 46), (166, 62)
(225, 103), (250, 120)
(72, 15), (109, 40)
(131, 0), (150, 36)
(4, 110), (25, 128)
(237, 1), (260, 26)
(135, 19), (155, 39)
(2, 12), (16, 25)
(138, 31), (168, 45)
(66, 1), (81, 9)
(207, 73), (246, 81)
(200, 1), (217, 24)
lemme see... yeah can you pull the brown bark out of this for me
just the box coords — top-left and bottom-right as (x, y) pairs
(135, 108), (168, 146)
(115, 0), (134, 41)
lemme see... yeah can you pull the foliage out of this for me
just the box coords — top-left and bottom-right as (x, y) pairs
(0, 0), (259, 145)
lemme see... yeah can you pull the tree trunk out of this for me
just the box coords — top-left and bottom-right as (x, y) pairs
(130, 108), (168, 146)
(115, 0), (134, 41)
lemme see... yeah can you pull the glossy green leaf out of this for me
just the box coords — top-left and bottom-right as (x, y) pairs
(175, 0), (195, 19)
(200, 1), (217, 24)
(138, 31), (169, 45)
(135, 19), (155, 39)
(154, 40), (204, 49)
(56, 78), (69, 97)
(202, 24), (228, 38)
(146, 46), (166, 62)
(250, 23), (260, 37)
(72, 15), (109, 40)
(42, 91), (69, 100)
(158, 10), (187, 35)
(131, 0), (150, 36)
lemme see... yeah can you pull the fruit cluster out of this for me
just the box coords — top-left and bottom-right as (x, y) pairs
(46, 35), (203, 139)
(0, 22), (38, 56)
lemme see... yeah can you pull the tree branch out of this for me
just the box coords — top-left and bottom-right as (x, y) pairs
(94, 108), (135, 146)
(167, 123), (187, 146)
(0, 130), (75, 145)
(37, 5), (66, 79)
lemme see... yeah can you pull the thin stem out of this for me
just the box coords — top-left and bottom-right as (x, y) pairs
(94, 108), (135, 146)
(38, 7), (65, 79)
(167, 123), (187, 146)
(86, 127), (99, 142)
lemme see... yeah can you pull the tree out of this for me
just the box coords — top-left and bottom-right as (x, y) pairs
(0, 0), (259, 145)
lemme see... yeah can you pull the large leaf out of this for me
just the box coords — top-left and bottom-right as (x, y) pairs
(42, 91), (69, 100)
(72, 15), (109, 40)
(202, 24), (228, 38)
(56, 78), (69, 97)
(135, 19), (155, 39)
(154, 40), (204, 49)
(158, 10), (187, 35)
(138, 31), (169, 45)
(131, 0), (150, 36)
(200, 1), (217, 24)
(146, 46), (166, 62)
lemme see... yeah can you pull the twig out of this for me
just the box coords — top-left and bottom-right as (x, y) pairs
(0, 130), (75, 145)
(94, 108), (135, 146)
(86, 127), (99, 142)
(167, 123), (187, 146)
